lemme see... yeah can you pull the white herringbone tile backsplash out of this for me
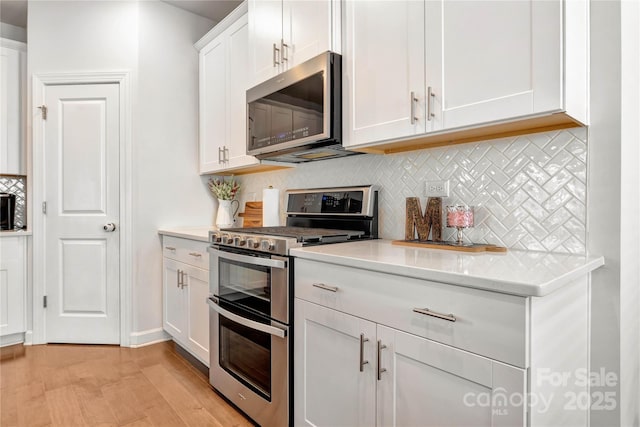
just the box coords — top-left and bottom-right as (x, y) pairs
(234, 128), (587, 254)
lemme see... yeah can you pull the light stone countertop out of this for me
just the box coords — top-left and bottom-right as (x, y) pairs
(158, 226), (216, 243)
(290, 239), (604, 297)
(0, 229), (32, 237)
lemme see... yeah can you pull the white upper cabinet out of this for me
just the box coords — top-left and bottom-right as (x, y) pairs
(343, 0), (587, 152)
(343, 1), (427, 146)
(197, 7), (262, 175)
(0, 40), (26, 175)
(248, 0), (336, 86)
(426, 0), (562, 130)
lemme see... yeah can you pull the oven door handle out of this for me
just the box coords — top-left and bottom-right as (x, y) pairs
(213, 249), (286, 269)
(208, 298), (287, 339)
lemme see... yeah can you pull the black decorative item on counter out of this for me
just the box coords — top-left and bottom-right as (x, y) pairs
(0, 192), (16, 230)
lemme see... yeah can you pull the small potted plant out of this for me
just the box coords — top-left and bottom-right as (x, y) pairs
(208, 177), (240, 228)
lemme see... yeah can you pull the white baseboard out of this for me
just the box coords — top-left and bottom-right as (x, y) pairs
(129, 327), (171, 348)
(0, 332), (25, 347)
(24, 330), (33, 345)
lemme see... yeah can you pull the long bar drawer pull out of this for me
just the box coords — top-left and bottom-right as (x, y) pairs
(188, 252), (202, 257)
(377, 340), (387, 381)
(165, 246), (176, 251)
(413, 308), (456, 322)
(359, 334), (369, 372)
(312, 283), (338, 292)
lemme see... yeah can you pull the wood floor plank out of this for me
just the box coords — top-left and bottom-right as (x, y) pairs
(121, 372), (187, 427)
(0, 342), (252, 427)
(73, 377), (118, 426)
(101, 380), (146, 426)
(161, 360), (253, 427)
(141, 364), (224, 427)
(120, 417), (153, 427)
(15, 381), (53, 427)
(45, 385), (86, 426)
(1, 387), (19, 427)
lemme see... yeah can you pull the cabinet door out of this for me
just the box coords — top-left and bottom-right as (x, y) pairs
(0, 44), (25, 175)
(182, 264), (210, 365)
(248, 0), (283, 85)
(163, 258), (186, 340)
(295, 299), (376, 427)
(377, 325), (526, 427)
(343, 0), (427, 148)
(225, 14), (261, 171)
(0, 237), (25, 336)
(283, 0), (332, 68)
(199, 36), (227, 174)
(426, 0), (561, 130)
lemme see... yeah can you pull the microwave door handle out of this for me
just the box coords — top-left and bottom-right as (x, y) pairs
(216, 249), (286, 269)
(208, 298), (287, 339)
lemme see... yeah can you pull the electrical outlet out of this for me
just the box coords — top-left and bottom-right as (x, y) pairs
(425, 180), (450, 197)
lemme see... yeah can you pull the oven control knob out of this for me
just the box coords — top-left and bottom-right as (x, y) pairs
(261, 240), (276, 251)
(247, 238), (260, 249)
(234, 236), (246, 246)
(211, 233), (222, 243)
(221, 234), (232, 244)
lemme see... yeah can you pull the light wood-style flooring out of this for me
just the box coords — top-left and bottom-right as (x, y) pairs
(0, 341), (253, 426)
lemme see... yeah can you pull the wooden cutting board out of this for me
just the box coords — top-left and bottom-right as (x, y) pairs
(238, 201), (263, 227)
(392, 239), (507, 253)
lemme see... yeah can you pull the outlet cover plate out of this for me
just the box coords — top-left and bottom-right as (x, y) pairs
(425, 180), (450, 197)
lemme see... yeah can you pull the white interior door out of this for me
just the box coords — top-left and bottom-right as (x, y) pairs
(44, 83), (120, 344)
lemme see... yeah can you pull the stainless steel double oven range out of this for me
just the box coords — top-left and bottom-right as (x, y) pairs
(207, 185), (378, 427)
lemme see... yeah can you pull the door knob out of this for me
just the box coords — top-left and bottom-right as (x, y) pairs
(103, 223), (117, 232)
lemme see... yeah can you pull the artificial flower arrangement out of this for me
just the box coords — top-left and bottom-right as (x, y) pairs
(208, 176), (240, 200)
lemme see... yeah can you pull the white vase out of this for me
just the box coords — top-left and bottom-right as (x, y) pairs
(216, 199), (239, 228)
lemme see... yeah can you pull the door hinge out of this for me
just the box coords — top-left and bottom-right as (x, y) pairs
(38, 105), (48, 120)
(42, 201), (47, 214)
(43, 295), (47, 308)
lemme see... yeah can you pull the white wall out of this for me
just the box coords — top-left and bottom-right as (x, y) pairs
(620, 0), (640, 424)
(133, 1), (214, 335)
(28, 0), (215, 343)
(586, 0), (640, 424)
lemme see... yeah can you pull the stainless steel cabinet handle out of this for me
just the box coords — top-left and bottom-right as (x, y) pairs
(427, 86), (435, 121)
(218, 146), (224, 164)
(165, 246), (176, 251)
(413, 307), (456, 322)
(181, 272), (188, 288)
(281, 39), (288, 62)
(359, 334), (369, 372)
(177, 269), (182, 288)
(188, 252), (202, 258)
(312, 283), (338, 293)
(410, 91), (418, 124)
(377, 340), (387, 380)
(224, 146), (229, 162)
(273, 43), (280, 66)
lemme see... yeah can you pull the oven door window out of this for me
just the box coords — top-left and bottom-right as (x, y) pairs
(219, 307), (271, 400)
(219, 257), (271, 318)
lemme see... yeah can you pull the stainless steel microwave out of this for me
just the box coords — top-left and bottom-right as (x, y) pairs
(247, 51), (357, 163)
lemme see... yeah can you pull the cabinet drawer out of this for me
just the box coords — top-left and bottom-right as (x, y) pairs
(162, 236), (210, 270)
(295, 259), (528, 368)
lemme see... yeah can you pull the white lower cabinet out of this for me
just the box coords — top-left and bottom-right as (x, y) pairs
(162, 237), (209, 365)
(295, 299), (525, 427)
(0, 236), (26, 340)
(294, 257), (591, 426)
